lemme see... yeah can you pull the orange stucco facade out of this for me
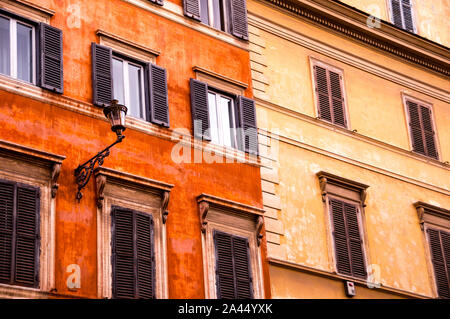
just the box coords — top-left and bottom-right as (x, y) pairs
(0, 0), (269, 298)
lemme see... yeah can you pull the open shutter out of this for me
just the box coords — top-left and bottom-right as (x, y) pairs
(112, 208), (135, 299)
(330, 199), (351, 276)
(148, 0), (164, 6)
(344, 203), (366, 279)
(420, 106), (438, 159)
(39, 23), (63, 93)
(92, 43), (113, 107)
(148, 64), (169, 127)
(390, 0), (403, 28)
(329, 71), (346, 127)
(428, 229), (450, 298)
(238, 96), (258, 155)
(14, 185), (40, 287)
(190, 79), (211, 140)
(136, 212), (155, 299)
(401, 0), (415, 32)
(314, 65), (332, 122)
(230, 0), (249, 40)
(0, 181), (14, 284)
(214, 231), (253, 299)
(183, 0), (201, 21)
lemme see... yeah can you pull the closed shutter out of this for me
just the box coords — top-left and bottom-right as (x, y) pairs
(390, 0), (403, 28)
(39, 23), (63, 93)
(229, 0), (249, 40)
(112, 207), (155, 299)
(148, 64), (169, 127)
(428, 229), (450, 299)
(190, 79), (211, 140)
(92, 43), (113, 107)
(238, 96), (258, 155)
(330, 199), (367, 279)
(183, 0), (201, 21)
(391, 0), (415, 32)
(214, 231), (253, 299)
(406, 100), (438, 159)
(0, 180), (40, 288)
(148, 0), (163, 6)
(314, 65), (346, 128)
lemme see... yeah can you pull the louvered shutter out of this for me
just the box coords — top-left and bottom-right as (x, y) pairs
(230, 0), (249, 40)
(420, 106), (438, 159)
(148, 0), (163, 6)
(39, 23), (63, 93)
(148, 64), (169, 127)
(314, 65), (332, 122)
(112, 207), (155, 299)
(329, 71), (346, 127)
(238, 96), (258, 155)
(14, 185), (40, 287)
(407, 101), (438, 159)
(183, 0), (201, 21)
(401, 0), (414, 32)
(214, 231), (253, 299)
(407, 101), (425, 155)
(0, 182), (14, 284)
(428, 229), (450, 299)
(190, 79), (211, 140)
(330, 199), (367, 279)
(391, 0), (403, 28)
(92, 43), (113, 107)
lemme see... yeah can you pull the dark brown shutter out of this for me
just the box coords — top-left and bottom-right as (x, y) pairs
(92, 43), (113, 107)
(428, 229), (450, 299)
(391, 0), (403, 28)
(0, 181), (14, 284)
(148, 64), (169, 127)
(329, 71), (346, 127)
(190, 79), (211, 140)
(314, 65), (332, 122)
(39, 23), (63, 94)
(401, 0), (414, 32)
(148, 0), (163, 6)
(407, 100), (438, 159)
(330, 199), (367, 279)
(230, 0), (249, 40)
(214, 231), (253, 299)
(183, 0), (201, 21)
(238, 96), (258, 155)
(420, 106), (438, 159)
(112, 207), (155, 299)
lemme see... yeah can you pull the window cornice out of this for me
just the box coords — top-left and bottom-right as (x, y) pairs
(414, 201), (450, 231)
(0, 0), (54, 23)
(317, 171), (369, 206)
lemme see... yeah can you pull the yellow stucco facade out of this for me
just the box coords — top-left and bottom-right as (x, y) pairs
(248, 0), (450, 298)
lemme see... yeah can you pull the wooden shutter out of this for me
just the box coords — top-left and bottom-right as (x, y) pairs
(428, 229), (450, 299)
(406, 100), (438, 159)
(238, 96), (258, 155)
(390, 0), (403, 28)
(112, 207), (155, 299)
(39, 23), (63, 94)
(148, 64), (169, 127)
(314, 65), (346, 127)
(330, 199), (367, 279)
(401, 0), (414, 32)
(0, 181), (40, 288)
(190, 79), (211, 140)
(92, 43), (113, 107)
(148, 0), (163, 6)
(230, 0), (249, 40)
(214, 231), (253, 299)
(183, 0), (201, 21)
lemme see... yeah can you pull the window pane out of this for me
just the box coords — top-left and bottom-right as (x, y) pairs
(208, 92), (219, 144)
(17, 23), (32, 82)
(0, 17), (10, 76)
(200, 0), (209, 25)
(211, 0), (224, 31)
(128, 64), (144, 119)
(218, 96), (233, 147)
(112, 58), (125, 105)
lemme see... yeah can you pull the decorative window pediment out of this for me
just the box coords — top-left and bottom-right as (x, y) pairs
(414, 202), (450, 231)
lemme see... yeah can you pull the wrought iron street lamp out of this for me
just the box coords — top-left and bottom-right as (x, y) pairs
(75, 100), (127, 200)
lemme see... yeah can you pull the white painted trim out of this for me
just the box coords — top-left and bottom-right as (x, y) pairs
(0, 0), (53, 24)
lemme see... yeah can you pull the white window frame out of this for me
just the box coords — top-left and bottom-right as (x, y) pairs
(387, 0), (417, 33)
(112, 56), (146, 120)
(0, 13), (36, 84)
(207, 90), (238, 149)
(203, 0), (229, 32)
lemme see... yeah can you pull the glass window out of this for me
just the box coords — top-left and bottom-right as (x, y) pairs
(0, 16), (11, 77)
(208, 91), (236, 148)
(200, 0), (227, 32)
(112, 56), (145, 120)
(16, 23), (32, 82)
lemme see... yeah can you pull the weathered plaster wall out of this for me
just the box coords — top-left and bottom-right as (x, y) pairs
(0, 0), (269, 298)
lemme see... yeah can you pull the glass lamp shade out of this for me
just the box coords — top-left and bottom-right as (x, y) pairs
(103, 100), (128, 136)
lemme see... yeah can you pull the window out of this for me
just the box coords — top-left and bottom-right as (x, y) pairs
(0, 9), (63, 93)
(183, 0), (249, 40)
(92, 43), (169, 127)
(112, 206), (155, 299)
(190, 78), (258, 154)
(311, 60), (347, 128)
(198, 194), (265, 299)
(404, 97), (439, 160)
(0, 180), (40, 288)
(389, 0), (415, 33)
(317, 172), (370, 280)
